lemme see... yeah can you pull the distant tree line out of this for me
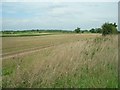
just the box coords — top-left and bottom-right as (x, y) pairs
(74, 22), (118, 36)
(2, 29), (73, 34)
(1, 22), (119, 36)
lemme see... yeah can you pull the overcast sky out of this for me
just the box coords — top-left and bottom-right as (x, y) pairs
(1, 1), (118, 31)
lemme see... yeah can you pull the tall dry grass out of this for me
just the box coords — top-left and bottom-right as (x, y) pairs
(2, 34), (118, 88)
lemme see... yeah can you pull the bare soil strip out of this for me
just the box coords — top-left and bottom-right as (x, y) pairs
(2, 41), (80, 60)
(2, 44), (56, 60)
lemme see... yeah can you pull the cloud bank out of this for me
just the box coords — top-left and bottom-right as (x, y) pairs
(2, 2), (118, 30)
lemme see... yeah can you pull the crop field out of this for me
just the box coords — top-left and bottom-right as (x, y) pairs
(2, 34), (118, 88)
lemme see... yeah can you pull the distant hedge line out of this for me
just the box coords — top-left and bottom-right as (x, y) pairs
(1, 22), (119, 36)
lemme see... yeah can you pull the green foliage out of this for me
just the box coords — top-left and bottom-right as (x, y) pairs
(1, 22), (118, 36)
(1, 30), (74, 37)
(102, 22), (117, 36)
(95, 28), (102, 33)
(81, 30), (89, 33)
(89, 28), (95, 33)
(89, 28), (102, 33)
(2, 30), (73, 34)
(2, 68), (13, 76)
(74, 27), (81, 33)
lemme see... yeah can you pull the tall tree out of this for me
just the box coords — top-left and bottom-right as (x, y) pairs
(74, 27), (81, 33)
(89, 28), (95, 33)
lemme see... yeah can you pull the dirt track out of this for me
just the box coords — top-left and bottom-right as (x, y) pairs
(2, 44), (56, 60)
(2, 34), (101, 60)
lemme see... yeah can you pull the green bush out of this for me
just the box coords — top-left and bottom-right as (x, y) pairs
(101, 22), (117, 36)
(74, 27), (81, 33)
(89, 28), (96, 33)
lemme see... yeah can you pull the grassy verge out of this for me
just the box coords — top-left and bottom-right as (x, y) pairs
(2, 34), (118, 88)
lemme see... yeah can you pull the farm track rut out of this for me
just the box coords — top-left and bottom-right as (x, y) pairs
(2, 44), (56, 60)
(2, 40), (82, 60)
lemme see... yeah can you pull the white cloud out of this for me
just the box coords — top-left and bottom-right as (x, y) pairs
(2, 2), (118, 30)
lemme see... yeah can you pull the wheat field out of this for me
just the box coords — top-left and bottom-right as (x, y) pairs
(2, 34), (118, 88)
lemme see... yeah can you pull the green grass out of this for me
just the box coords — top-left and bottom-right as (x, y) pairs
(1, 33), (54, 37)
(2, 34), (118, 88)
